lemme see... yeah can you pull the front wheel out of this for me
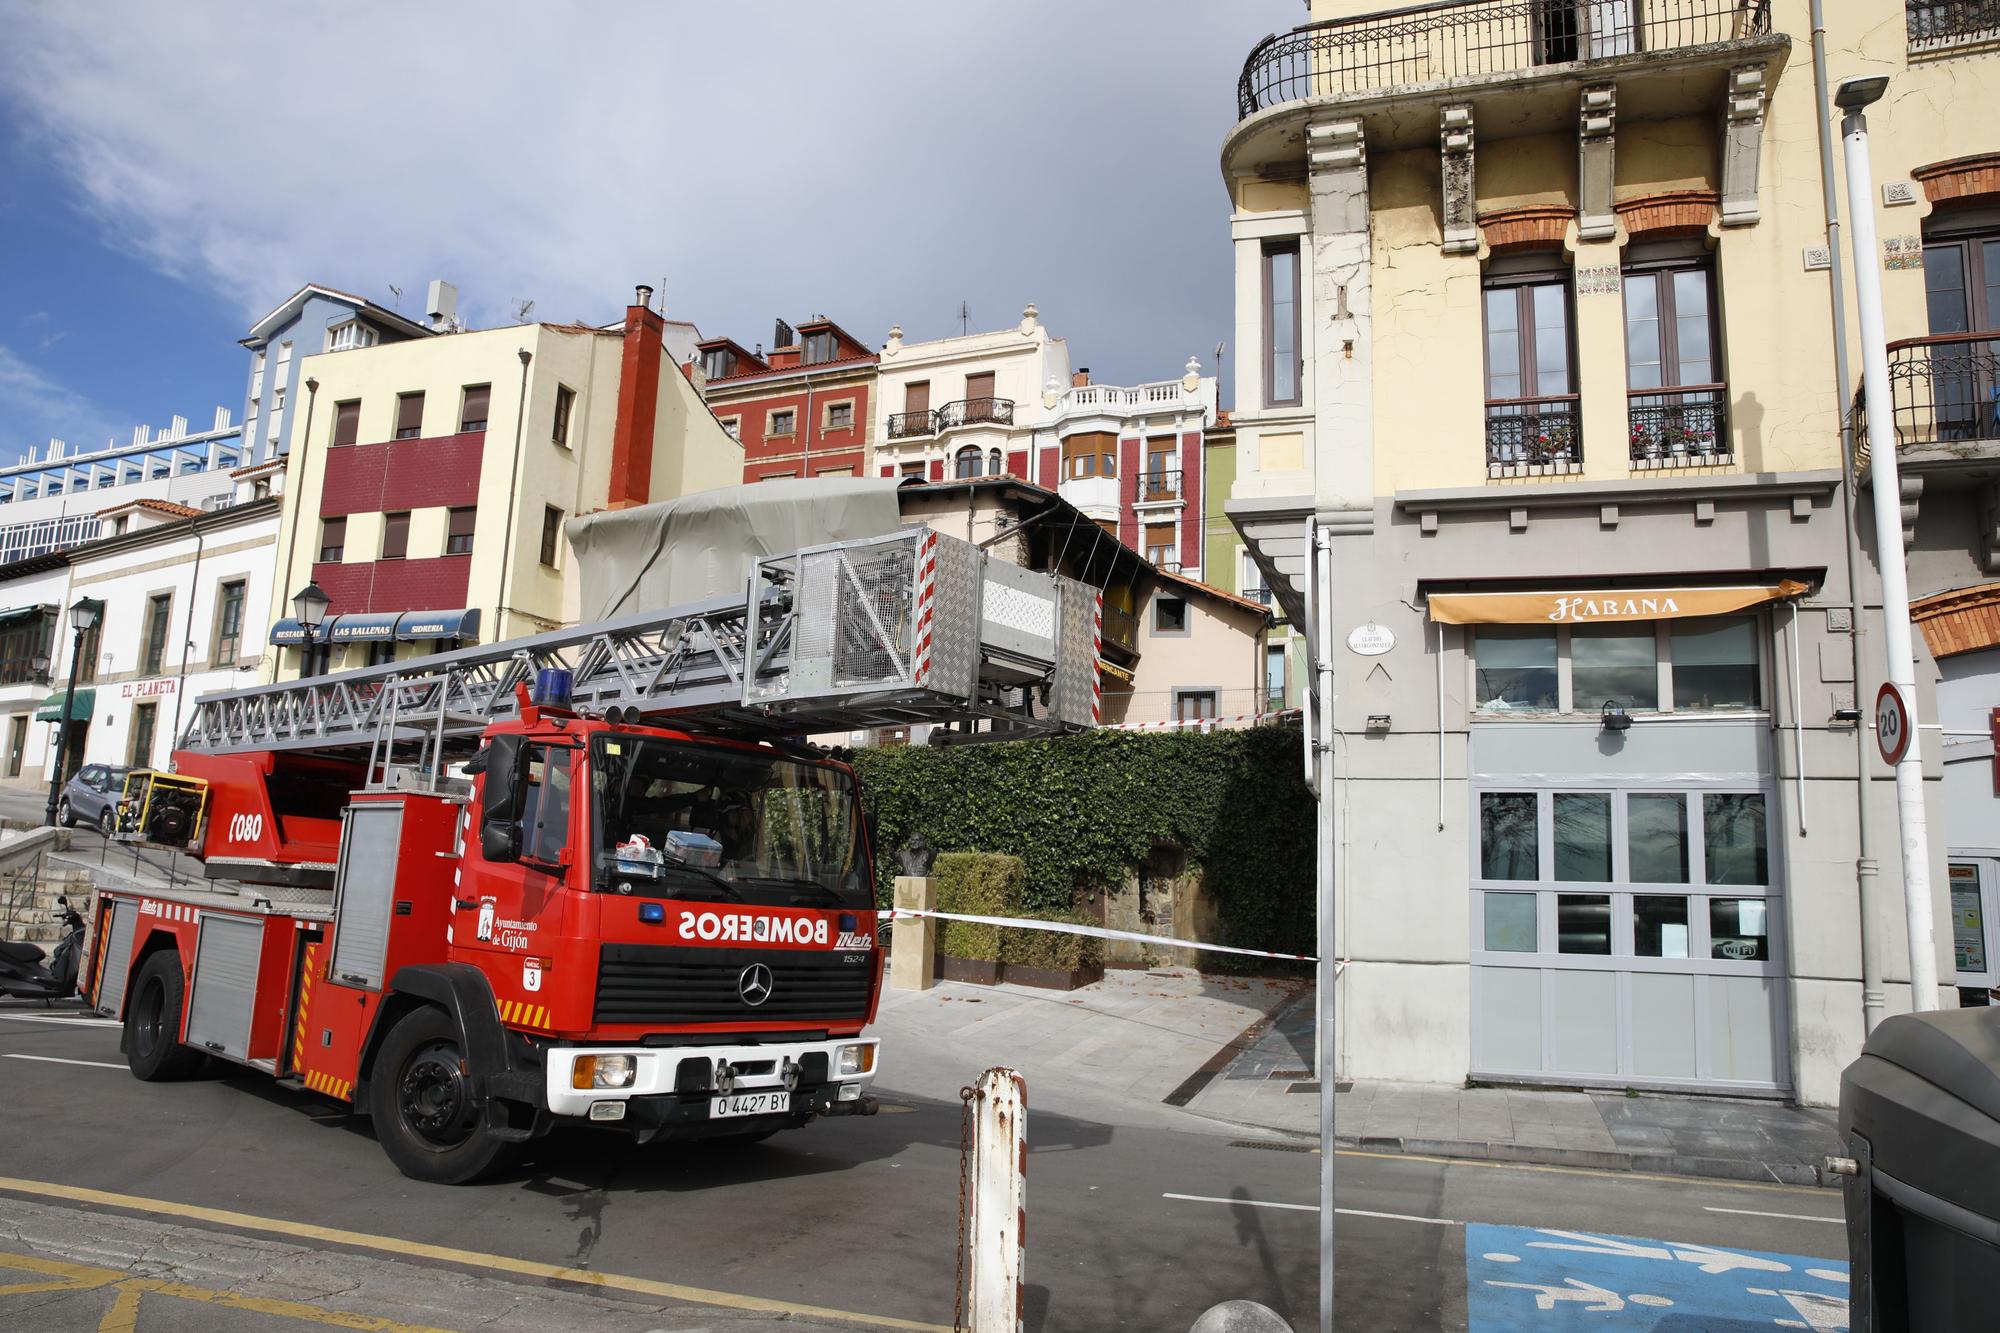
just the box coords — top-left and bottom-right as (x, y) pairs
(98, 806), (116, 838)
(55, 797), (73, 828)
(125, 951), (206, 1080)
(368, 1006), (518, 1185)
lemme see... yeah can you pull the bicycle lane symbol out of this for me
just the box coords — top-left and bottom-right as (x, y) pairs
(1466, 1224), (1850, 1330)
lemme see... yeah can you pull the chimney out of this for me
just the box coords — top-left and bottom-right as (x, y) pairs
(608, 285), (667, 508)
(426, 279), (459, 331)
(1072, 368), (1090, 388)
(635, 284), (654, 310)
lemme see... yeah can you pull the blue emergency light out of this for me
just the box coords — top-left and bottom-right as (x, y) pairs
(532, 667), (573, 708)
(638, 902), (666, 924)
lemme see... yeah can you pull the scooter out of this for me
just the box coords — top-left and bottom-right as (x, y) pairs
(0, 896), (89, 1004)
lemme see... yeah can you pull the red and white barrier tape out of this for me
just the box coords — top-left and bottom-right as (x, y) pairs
(884, 907), (1317, 963)
(1106, 708), (1302, 733)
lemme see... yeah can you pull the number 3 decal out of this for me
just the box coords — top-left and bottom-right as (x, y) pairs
(227, 812), (264, 843)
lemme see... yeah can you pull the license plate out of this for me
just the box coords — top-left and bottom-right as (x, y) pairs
(711, 1090), (791, 1120)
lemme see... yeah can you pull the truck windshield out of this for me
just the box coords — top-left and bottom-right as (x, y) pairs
(589, 736), (870, 909)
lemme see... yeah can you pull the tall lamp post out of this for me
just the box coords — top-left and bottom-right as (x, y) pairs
(43, 595), (101, 827)
(1837, 73), (1941, 1011)
(292, 581), (330, 679)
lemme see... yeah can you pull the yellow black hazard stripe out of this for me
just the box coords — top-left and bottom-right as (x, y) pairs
(498, 999), (551, 1029)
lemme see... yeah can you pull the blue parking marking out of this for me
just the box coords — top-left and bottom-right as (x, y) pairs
(1466, 1224), (1849, 1329)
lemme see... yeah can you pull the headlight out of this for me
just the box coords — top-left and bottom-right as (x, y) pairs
(837, 1044), (875, 1077)
(571, 1054), (637, 1090)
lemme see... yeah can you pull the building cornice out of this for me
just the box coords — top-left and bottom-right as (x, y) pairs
(1394, 469), (1841, 515)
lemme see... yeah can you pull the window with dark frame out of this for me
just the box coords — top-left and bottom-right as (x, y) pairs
(1154, 596), (1188, 634)
(129, 701), (157, 767)
(213, 579), (246, 663)
(1483, 264), (1579, 471)
(1624, 257), (1725, 463)
(459, 384), (491, 433)
(802, 330), (837, 365)
(331, 400), (361, 448)
(142, 593), (172, 676)
(954, 446), (983, 479)
(319, 516), (346, 562)
(825, 400), (854, 431)
(1175, 690), (1218, 722)
(394, 392), (424, 439)
(540, 505), (564, 568)
(1063, 431), (1116, 478)
(1263, 240), (1302, 407)
(446, 506), (476, 555)
(553, 384), (576, 447)
(1472, 614), (1763, 714)
(381, 511), (411, 561)
(769, 408), (796, 437)
(1921, 220), (2000, 441)
(700, 347), (736, 380)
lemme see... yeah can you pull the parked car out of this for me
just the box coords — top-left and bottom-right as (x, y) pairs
(56, 764), (132, 836)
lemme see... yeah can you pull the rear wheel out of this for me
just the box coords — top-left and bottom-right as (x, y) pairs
(125, 951), (206, 1081)
(55, 797), (73, 828)
(368, 1006), (518, 1185)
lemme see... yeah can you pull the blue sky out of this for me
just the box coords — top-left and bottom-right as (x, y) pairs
(0, 1), (1302, 469)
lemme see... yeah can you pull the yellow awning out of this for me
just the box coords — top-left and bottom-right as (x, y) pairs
(1427, 581), (1809, 626)
(1097, 658), (1135, 683)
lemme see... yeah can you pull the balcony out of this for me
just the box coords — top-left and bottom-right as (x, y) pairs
(1236, 0), (1773, 116)
(1485, 396), (1583, 477)
(1102, 603), (1141, 659)
(1908, 0), (2000, 53)
(1855, 334), (2000, 470)
(887, 410), (936, 440)
(936, 397), (1015, 430)
(1628, 385), (1732, 468)
(1139, 469), (1184, 502)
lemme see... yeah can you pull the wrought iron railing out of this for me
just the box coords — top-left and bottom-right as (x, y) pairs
(1907, 0), (2000, 49)
(936, 397), (1015, 429)
(1140, 468), (1183, 501)
(887, 410), (936, 439)
(1865, 333), (2000, 455)
(1237, 0), (1772, 116)
(1628, 384), (1731, 467)
(1102, 604), (1141, 656)
(1486, 395), (1583, 476)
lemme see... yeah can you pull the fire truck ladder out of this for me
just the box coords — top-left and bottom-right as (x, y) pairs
(179, 528), (1101, 762)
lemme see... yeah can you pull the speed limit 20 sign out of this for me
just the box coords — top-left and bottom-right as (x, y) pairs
(1876, 682), (1912, 766)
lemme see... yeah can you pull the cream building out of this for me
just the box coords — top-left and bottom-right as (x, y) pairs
(265, 290), (741, 679)
(1219, 0), (1995, 1104)
(871, 307), (1070, 483)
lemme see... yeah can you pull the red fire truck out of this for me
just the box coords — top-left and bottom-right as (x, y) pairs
(84, 525), (1099, 1183)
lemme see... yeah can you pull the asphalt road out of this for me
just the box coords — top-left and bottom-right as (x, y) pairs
(0, 998), (1850, 1332)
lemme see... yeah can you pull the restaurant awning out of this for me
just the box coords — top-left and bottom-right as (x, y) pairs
(1426, 581), (1810, 626)
(0, 605), (51, 630)
(269, 608), (481, 645)
(267, 618), (324, 645)
(35, 687), (95, 722)
(395, 609), (480, 642)
(327, 612), (401, 643)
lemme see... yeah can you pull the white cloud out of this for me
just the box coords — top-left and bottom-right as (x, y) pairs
(0, 345), (128, 459)
(0, 0), (1296, 389)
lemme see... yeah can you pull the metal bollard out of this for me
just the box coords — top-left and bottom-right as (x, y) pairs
(960, 1067), (1026, 1332)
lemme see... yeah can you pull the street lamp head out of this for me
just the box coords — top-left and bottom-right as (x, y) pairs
(305, 376), (319, 394)
(1835, 75), (1889, 112)
(292, 581), (330, 629)
(68, 596), (100, 633)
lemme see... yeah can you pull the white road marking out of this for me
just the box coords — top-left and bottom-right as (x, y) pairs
(1703, 1206), (1845, 1225)
(0, 1013), (120, 1028)
(3, 1054), (125, 1070)
(1161, 1192), (1459, 1226)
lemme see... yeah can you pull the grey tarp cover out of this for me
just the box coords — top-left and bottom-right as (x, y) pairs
(566, 478), (906, 620)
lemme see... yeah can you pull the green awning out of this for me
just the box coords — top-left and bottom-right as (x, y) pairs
(35, 687), (94, 723)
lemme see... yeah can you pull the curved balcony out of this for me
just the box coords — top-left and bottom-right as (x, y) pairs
(887, 410), (936, 440)
(936, 397), (1015, 430)
(1236, 0), (1773, 117)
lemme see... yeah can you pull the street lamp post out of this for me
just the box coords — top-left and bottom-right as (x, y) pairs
(1837, 74), (1941, 1012)
(292, 581), (330, 679)
(43, 596), (101, 827)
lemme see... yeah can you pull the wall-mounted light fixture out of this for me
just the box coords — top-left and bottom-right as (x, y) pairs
(1600, 700), (1633, 733)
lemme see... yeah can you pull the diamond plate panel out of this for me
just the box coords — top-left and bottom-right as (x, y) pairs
(927, 534), (982, 702)
(1051, 581), (1099, 727)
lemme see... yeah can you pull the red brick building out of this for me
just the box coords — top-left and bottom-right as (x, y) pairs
(694, 318), (876, 482)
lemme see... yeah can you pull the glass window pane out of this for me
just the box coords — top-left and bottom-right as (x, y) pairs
(1475, 627), (1558, 712)
(1924, 244), (1969, 335)
(1480, 793), (1540, 880)
(1554, 793), (1612, 882)
(1484, 893), (1538, 952)
(1557, 894), (1612, 954)
(1486, 287), (1520, 333)
(1532, 284), (1570, 395)
(1571, 625), (1659, 710)
(1673, 617), (1760, 710)
(1628, 794), (1690, 883)
(1709, 897), (1770, 960)
(1635, 895), (1690, 957)
(1704, 793), (1768, 885)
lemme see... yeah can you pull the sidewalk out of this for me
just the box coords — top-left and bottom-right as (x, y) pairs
(1178, 989), (1845, 1188)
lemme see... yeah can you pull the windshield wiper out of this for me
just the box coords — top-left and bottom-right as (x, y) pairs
(740, 876), (848, 907)
(609, 860), (745, 901)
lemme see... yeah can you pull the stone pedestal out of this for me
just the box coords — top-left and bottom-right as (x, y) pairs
(890, 875), (937, 991)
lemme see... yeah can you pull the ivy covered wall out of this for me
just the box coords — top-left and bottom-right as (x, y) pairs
(851, 722), (1315, 963)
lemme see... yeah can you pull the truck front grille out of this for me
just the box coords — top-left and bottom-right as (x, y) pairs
(594, 944), (876, 1026)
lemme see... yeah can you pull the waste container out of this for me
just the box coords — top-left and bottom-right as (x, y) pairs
(1837, 1006), (2000, 1332)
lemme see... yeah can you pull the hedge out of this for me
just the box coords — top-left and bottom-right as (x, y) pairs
(853, 722), (1314, 965)
(931, 851), (1104, 971)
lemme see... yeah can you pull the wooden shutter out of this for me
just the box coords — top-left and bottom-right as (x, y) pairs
(966, 372), (996, 402)
(460, 385), (491, 431)
(394, 393), (424, 437)
(332, 401), (361, 448)
(905, 381), (930, 414)
(381, 512), (410, 560)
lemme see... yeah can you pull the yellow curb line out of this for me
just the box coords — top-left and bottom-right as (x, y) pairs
(0, 1176), (949, 1331)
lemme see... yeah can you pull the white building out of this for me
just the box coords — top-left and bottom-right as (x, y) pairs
(870, 306), (1070, 483)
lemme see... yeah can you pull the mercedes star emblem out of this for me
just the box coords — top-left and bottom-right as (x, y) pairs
(738, 963), (774, 1007)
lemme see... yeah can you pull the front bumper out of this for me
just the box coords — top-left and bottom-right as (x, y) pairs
(544, 1036), (878, 1122)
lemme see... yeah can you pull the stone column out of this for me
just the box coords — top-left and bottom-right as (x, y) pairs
(890, 875), (937, 991)
(1305, 117), (1374, 520)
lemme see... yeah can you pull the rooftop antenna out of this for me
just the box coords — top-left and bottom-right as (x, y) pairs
(513, 298), (536, 323)
(959, 300), (970, 335)
(387, 284), (403, 310)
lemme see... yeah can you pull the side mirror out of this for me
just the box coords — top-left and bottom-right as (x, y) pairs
(478, 736), (528, 864)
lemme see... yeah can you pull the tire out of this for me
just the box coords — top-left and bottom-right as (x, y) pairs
(98, 806), (116, 838)
(367, 1006), (519, 1185)
(56, 796), (73, 828)
(124, 951), (206, 1081)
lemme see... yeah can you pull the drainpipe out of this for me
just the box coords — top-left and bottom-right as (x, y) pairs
(495, 348), (534, 637)
(1809, 0), (1887, 1031)
(274, 377), (318, 680)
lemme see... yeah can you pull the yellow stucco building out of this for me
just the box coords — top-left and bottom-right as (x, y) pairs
(1220, 0), (1998, 1103)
